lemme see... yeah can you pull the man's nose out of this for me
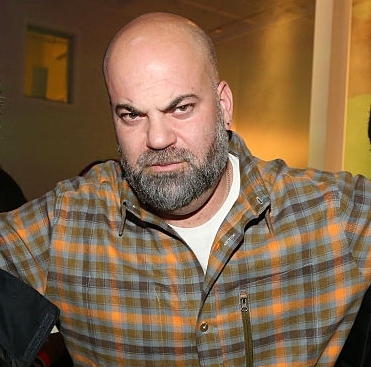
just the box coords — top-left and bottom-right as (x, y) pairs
(146, 115), (177, 150)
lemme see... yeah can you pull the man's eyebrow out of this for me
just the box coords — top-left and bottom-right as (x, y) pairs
(161, 94), (199, 113)
(114, 94), (199, 116)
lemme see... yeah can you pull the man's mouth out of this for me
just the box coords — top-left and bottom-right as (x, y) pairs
(147, 161), (185, 173)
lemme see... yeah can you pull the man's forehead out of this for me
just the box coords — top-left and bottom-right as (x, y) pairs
(108, 52), (205, 96)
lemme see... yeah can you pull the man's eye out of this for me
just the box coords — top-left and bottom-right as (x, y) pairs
(127, 112), (139, 119)
(120, 112), (140, 121)
(175, 104), (194, 113)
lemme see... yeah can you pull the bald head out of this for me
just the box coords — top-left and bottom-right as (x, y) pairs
(103, 12), (219, 88)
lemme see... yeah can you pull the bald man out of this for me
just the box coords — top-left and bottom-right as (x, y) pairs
(1, 12), (371, 367)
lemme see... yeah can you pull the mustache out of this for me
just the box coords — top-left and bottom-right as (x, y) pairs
(136, 147), (194, 167)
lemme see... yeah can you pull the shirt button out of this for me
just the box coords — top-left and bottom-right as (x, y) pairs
(200, 321), (209, 332)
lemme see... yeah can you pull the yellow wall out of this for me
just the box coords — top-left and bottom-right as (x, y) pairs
(344, 0), (371, 177)
(345, 95), (371, 177)
(216, 13), (314, 168)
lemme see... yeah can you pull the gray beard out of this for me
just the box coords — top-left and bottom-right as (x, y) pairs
(120, 115), (229, 213)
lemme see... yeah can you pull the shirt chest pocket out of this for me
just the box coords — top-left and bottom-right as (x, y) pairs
(246, 263), (322, 365)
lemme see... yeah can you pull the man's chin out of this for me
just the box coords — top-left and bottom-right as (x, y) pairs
(134, 186), (194, 213)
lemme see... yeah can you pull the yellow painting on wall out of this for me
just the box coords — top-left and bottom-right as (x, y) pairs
(23, 26), (73, 103)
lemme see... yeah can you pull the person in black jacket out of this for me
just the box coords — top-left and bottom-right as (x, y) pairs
(0, 167), (27, 212)
(0, 167), (60, 367)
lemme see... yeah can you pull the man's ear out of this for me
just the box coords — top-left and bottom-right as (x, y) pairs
(217, 81), (233, 129)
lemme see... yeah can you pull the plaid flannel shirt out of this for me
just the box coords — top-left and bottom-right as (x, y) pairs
(1, 132), (371, 367)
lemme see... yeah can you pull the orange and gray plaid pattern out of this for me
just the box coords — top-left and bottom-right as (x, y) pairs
(1, 133), (371, 367)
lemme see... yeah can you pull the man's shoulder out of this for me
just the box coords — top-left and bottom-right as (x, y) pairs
(54, 160), (123, 201)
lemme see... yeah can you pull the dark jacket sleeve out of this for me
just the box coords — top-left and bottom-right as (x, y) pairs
(335, 285), (371, 367)
(0, 269), (60, 367)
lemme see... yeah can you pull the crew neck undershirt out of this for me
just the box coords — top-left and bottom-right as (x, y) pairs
(169, 154), (240, 272)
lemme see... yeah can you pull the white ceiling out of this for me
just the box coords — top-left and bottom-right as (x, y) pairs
(95, 0), (315, 44)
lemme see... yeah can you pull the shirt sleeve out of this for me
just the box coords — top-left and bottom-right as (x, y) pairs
(337, 171), (371, 280)
(0, 190), (57, 293)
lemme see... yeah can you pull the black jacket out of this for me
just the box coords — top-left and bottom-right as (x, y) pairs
(0, 269), (59, 367)
(335, 285), (371, 366)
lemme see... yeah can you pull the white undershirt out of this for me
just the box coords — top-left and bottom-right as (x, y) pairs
(169, 154), (240, 272)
